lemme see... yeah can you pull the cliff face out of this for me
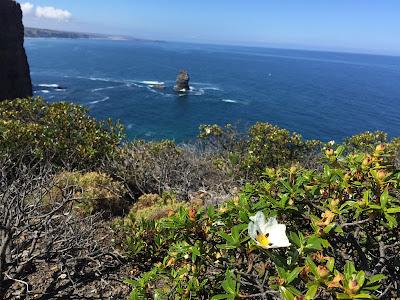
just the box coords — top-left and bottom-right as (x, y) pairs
(0, 0), (32, 101)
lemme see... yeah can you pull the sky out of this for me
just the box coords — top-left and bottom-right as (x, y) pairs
(19, 0), (400, 55)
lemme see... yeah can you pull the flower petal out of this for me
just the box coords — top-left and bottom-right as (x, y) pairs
(266, 224), (291, 248)
(262, 216), (278, 232)
(248, 221), (258, 240)
(250, 211), (266, 227)
(248, 212), (291, 249)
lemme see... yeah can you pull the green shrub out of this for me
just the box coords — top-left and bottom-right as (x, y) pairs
(243, 122), (321, 175)
(0, 97), (123, 169)
(52, 171), (128, 216)
(199, 123), (322, 179)
(113, 192), (188, 259)
(117, 145), (399, 299)
(344, 131), (387, 153)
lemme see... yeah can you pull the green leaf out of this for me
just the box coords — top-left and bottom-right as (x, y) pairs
(386, 207), (400, 214)
(368, 274), (386, 284)
(305, 283), (319, 300)
(217, 232), (233, 242)
(286, 267), (302, 284)
(280, 287), (295, 300)
(211, 294), (231, 300)
(305, 236), (328, 250)
(356, 271), (366, 287)
(380, 189), (389, 208)
(384, 213), (398, 228)
(281, 180), (293, 193)
(276, 267), (288, 279)
(222, 278), (235, 294)
(323, 222), (336, 234)
(335, 145), (345, 157)
(344, 261), (356, 280)
(124, 279), (138, 286)
(363, 190), (370, 206)
(289, 232), (302, 248)
(216, 244), (238, 250)
(324, 165), (332, 178)
(327, 257), (335, 272)
(353, 294), (373, 299)
(336, 293), (351, 299)
(335, 225), (344, 234)
(363, 284), (382, 291)
(368, 204), (382, 210)
(306, 257), (319, 278)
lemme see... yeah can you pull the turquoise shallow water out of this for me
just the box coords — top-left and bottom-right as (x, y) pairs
(25, 38), (400, 142)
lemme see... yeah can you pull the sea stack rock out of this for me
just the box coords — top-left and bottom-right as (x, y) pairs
(0, 0), (33, 101)
(173, 70), (190, 92)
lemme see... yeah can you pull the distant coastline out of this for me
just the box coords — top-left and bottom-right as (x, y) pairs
(24, 27), (164, 42)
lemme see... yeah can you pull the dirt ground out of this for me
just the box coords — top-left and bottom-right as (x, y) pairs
(3, 222), (135, 300)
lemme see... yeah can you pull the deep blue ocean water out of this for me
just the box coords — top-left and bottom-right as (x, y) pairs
(25, 38), (400, 142)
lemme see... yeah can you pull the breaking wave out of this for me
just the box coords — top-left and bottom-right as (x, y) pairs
(88, 96), (110, 105)
(38, 83), (60, 88)
(222, 99), (238, 103)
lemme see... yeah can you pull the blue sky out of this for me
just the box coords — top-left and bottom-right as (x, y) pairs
(20, 0), (400, 55)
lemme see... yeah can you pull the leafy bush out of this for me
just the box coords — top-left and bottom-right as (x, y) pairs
(243, 122), (321, 176)
(199, 123), (322, 179)
(113, 192), (189, 259)
(344, 131), (388, 153)
(117, 145), (399, 299)
(52, 171), (128, 216)
(0, 97), (123, 169)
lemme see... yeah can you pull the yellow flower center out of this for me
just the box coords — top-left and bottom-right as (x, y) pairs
(256, 234), (270, 247)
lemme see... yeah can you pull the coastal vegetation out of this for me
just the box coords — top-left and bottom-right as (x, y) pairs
(1, 97), (400, 299)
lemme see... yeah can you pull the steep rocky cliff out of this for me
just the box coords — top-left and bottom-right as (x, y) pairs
(0, 0), (32, 101)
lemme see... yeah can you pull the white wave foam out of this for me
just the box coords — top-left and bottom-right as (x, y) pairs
(200, 87), (221, 91)
(38, 84), (59, 88)
(187, 86), (205, 96)
(39, 90), (50, 94)
(193, 91), (205, 96)
(222, 99), (238, 103)
(68, 75), (120, 83)
(143, 86), (163, 95)
(126, 82), (142, 88)
(91, 85), (121, 92)
(140, 80), (165, 85)
(88, 77), (115, 82)
(88, 97), (110, 105)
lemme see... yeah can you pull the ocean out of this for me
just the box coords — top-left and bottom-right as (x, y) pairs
(25, 38), (400, 143)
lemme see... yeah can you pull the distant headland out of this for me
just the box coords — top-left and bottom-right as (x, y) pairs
(25, 27), (164, 42)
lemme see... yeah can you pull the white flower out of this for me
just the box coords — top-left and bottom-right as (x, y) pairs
(248, 211), (291, 249)
(328, 140), (335, 146)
